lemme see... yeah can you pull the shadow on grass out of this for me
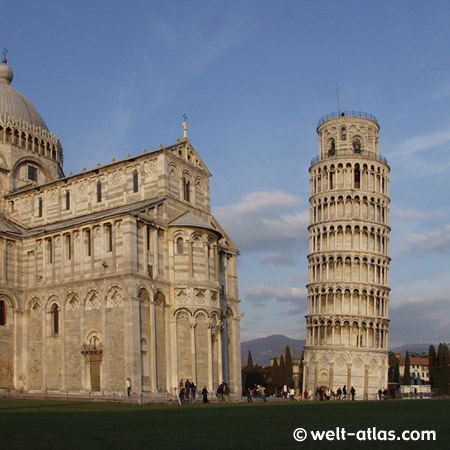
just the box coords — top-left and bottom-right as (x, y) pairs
(1, 399), (448, 450)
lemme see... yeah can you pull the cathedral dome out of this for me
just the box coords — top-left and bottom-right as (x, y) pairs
(0, 58), (48, 131)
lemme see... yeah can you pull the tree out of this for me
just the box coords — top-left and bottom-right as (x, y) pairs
(435, 343), (450, 394)
(402, 351), (411, 385)
(279, 355), (286, 390)
(271, 358), (280, 394)
(428, 345), (436, 386)
(284, 345), (294, 388)
(246, 350), (254, 371)
(388, 352), (400, 383)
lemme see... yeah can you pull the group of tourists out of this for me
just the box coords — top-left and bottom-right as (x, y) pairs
(178, 379), (197, 403)
(245, 384), (267, 402)
(176, 380), (230, 404)
(304, 385), (356, 401)
(216, 381), (231, 401)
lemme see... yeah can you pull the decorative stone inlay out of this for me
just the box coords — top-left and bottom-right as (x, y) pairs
(177, 312), (189, 321)
(353, 356), (364, 369)
(112, 171), (122, 185)
(67, 295), (80, 311)
(210, 291), (218, 303)
(194, 289), (206, 304)
(145, 159), (157, 173)
(319, 355), (329, 367)
(335, 355), (347, 368)
(78, 180), (88, 195)
(86, 292), (100, 310)
(175, 288), (188, 304)
(31, 299), (42, 314)
(49, 189), (57, 204)
(106, 289), (123, 308)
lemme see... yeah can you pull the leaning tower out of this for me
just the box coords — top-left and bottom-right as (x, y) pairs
(302, 111), (390, 400)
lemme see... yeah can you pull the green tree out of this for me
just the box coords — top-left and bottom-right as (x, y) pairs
(435, 343), (450, 394)
(271, 358), (279, 395)
(284, 345), (294, 388)
(428, 345), (436, 386)
(279, 355), (286, 390)
(388, 352), (400, 383)
(402, 351), (411, 385)
(246, 350), (254, 371)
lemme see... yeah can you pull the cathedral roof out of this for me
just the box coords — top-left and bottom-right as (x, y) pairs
(169, 211), (221, 236)
(0, 57), (48, 131)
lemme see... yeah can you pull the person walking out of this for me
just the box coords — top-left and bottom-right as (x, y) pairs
(350, 386), (356, 401)
(202, 386), (209, 403)
(126, 378), (131, 397)
(247, 387), (253, 403)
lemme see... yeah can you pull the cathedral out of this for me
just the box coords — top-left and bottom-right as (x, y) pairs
(0, 56), (242, 397)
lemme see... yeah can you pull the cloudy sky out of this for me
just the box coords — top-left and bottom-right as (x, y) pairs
(4, 0), (450, 347)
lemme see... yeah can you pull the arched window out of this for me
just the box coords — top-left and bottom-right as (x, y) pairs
(97, 181), (102, 202)
(133, 170), (139, 193)
(183, 177), (190, 202)
(354, 165), (361, 189)
(328, 139), (335, 156)
(341, 127), (347, 140)
(353, 138), (361, 153)
(176, 237), (184, 254)
(0, 300), (6, 326)
(51, 303), (59, 334)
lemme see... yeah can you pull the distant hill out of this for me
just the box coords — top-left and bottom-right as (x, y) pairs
(241, 338), (437, 366)
(390, 343), (434, 356)
(241, 334), (305, 366)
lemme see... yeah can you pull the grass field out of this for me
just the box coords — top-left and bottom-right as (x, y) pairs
(1, 398), (448, 449)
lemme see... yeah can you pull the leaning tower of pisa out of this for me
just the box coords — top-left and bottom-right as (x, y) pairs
(302, 111), (390, 400)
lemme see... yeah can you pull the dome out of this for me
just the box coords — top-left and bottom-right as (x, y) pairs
(0, 58), (48, 131)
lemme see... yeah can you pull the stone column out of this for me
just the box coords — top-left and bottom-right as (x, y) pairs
(207, 322), (213, 391)
(150, 300), (157, 393)
(190, 318), (197, 385)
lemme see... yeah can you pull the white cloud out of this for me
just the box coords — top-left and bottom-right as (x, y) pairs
(390, 208), (426, 220)
(394, 125), (450, 157)
(243, 284), (307, 305)
(406, 224), (450, 253)
(213, 190), (309, 264)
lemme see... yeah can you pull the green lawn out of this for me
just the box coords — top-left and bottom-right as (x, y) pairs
(0, 398), (448, 449)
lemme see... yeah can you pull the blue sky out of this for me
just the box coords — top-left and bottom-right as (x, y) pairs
(4, 0), (450, 347)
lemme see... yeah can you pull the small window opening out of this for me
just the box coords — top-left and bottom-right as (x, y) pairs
(38, 198), (43, 217)
(105, 223), (112, 252)
(176, 237), (184, 254)
(84, 229), (91, 257)
(341, 127), (347, 140)
(183, 177), (190, 202)
(0, 300), (6, 326)
(328, 139), (335, 156)
(28, 165), (38, 182)
(354, 166), (361, 189)
(133, 169), (139, 193)
(65, 234), (71, 260)
(46, 238), (53, 264)
(51, 303), (59, 334)
(97, 181), (102, 202)
(66, 191), (70, 210)
(353, 138), (361, 153)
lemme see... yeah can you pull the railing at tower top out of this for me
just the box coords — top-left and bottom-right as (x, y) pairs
(317, 111), (378, 127)
(310, 151), (388, 166)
